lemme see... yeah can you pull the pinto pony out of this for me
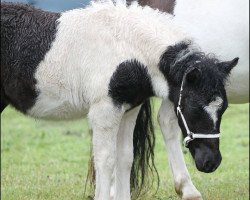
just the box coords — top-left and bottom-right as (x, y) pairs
(1, 1), (239, 200)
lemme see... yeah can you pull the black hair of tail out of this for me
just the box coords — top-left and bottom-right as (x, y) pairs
(84, 131), (95, 199)
(84, 99), (159, 199)
(130, 99), (160, 199)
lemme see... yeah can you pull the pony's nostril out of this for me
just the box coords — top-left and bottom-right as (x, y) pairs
(204, 160), (214, 171)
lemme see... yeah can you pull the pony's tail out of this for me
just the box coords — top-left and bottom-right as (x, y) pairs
(130, 99), (159, 198)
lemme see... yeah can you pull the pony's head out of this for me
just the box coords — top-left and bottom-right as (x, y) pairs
(161, 43), (239, 173)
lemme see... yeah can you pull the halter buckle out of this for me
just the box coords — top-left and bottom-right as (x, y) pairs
(183, 133), (195, 147)
(176, 106), (182, 116)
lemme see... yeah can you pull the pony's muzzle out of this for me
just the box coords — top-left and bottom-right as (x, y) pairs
(194, 146), (222, 173)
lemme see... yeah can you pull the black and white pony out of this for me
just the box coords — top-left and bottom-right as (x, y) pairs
(1, 1), (239, 200)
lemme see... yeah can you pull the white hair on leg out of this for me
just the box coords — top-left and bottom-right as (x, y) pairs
(158, 99), (202, 200)
(112, 106), (141, 200)
(88, 99), (124, 200)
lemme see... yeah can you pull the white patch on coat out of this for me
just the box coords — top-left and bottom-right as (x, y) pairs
(204, 97), (223, 127)
(28, 1), (190, 120)
(112, 106), (141, 199)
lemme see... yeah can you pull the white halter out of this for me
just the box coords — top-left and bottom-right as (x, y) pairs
(177, 70), (220, 147)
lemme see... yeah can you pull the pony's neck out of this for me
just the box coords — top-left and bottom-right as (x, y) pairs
(117, 4), (189, 67)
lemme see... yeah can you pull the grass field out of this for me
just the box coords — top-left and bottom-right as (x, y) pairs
(1, 100), (249, 200)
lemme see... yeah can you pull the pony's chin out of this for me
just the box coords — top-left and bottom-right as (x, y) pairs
(195, 161), (219, 173)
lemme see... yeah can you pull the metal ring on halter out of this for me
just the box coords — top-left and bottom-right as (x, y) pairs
(177, 69), (220, 148)
(183, 132), (194, 147)
(183, 132), (220, 147)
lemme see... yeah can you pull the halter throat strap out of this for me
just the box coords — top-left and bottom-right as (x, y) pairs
(176, 70), (220, 147)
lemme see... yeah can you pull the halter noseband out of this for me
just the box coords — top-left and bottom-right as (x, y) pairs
(177, 69), (220, 147)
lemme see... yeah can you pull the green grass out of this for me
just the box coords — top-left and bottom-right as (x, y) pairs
(1, 101), (249, 200)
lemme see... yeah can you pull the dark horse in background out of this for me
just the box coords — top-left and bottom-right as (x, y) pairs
(1, 1), (241, 200)
(135, 0), (176, 14)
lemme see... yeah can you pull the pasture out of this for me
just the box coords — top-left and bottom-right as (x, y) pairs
(1, 100), (249, 200)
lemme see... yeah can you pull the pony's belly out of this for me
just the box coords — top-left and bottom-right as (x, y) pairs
(28, 93), (89, 120)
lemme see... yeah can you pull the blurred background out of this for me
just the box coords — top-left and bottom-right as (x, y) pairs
(1, 1), (249, 200)
(3, 0), (91, 12)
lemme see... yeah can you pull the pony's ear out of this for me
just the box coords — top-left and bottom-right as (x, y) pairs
(219, 57), (239, 74)
(185, 67), (202, 84)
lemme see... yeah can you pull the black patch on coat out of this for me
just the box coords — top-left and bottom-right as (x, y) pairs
(109, 60), (154, 108)
(1, 3), (60, 113)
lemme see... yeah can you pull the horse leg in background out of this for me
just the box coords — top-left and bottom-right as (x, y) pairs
(158, 99), (202, 200)
(88, 100), (124, 200)
(111, 107), (141, 200)
(137, 0), (176, 14)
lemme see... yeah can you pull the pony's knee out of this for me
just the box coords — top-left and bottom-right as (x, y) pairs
(94, 148), (116, 173)
(157, 109), (167, 127)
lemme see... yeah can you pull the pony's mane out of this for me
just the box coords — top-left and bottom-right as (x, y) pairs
(160, 41), (228, 94)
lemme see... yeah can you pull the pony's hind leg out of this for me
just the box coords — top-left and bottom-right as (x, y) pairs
(112, 106), (141, 200)
(88, 100), (124, 200)
(158, 99), (202, 200)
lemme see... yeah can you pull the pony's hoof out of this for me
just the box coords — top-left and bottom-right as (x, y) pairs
(182, 196), (203, 200)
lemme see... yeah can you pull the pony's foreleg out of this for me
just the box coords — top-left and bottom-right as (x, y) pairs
(158, 99), (202, 200)
(112, 107), (141, 200)
(89, 100), (124, 200)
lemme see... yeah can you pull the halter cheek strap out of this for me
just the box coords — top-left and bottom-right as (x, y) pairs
(177, 70), (220, 147)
